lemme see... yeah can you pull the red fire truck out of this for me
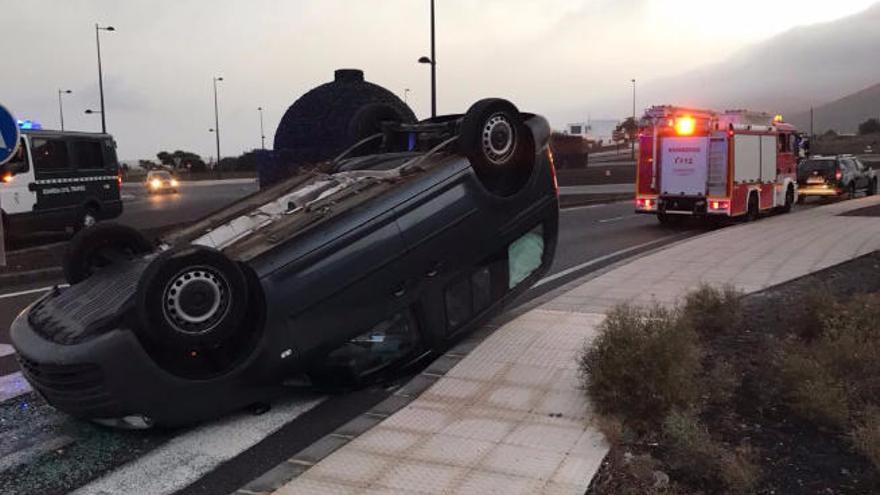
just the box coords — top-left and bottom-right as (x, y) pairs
(635, 106), (799, 224)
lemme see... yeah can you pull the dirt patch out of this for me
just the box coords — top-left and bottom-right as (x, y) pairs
(587, 251), (880, 494)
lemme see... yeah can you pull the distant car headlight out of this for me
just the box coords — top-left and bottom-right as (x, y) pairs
(150, 179), (162, 189)
(170, 179), (179, 187)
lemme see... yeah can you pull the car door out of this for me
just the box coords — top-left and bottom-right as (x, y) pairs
(853, 159), (869, 189)
(0, 137), (37, 219)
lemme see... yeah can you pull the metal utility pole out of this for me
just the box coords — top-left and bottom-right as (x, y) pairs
(404, 88), (411, 105)
(430, 0), (436, 118)
(418, 1), (437, 117)
(95, 24), (115, 133)
(213, 76), (223, 168)
(257, 106), (266, 150)
(810, 106), (815, 139)
(57, 89), (72, 131)
(631, 78), (636, 160)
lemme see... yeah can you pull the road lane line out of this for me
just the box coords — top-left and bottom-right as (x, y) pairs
(0, 284), (67, 300)
(533, 235), (680, 288)
(0, 372), (31, 403)
(73, 396), (324, 495)
(597, 214), (638, 224)
(561, 200), (631, 212)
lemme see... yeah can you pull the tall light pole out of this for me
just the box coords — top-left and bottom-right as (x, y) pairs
(631, 78), (636, 160)
(257, 106), (266, 150)
(404, 88), (411, 105)
(57, 89), (72, 131)
(418, 0), (437, 118)
(212, 76), (223, 168)
(95, 24), (115, 133)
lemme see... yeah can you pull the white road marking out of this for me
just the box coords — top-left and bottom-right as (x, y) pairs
(0, 344), (14, 358)
(598, 214), (638, 224)
(73, 396), (324, 495)
(560, 200), (632, 212)
(533, 235), (680, 288)
(0, 372), (31, 403)
(0, 284), (67, 300)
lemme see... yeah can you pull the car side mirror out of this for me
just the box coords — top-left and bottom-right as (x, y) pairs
(3, 161), (26, 176)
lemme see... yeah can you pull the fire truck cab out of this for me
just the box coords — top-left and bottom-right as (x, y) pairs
(635, 106), (799, 224)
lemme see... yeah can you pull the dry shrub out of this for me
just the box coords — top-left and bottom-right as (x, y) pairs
(853, 407), (880, 471)
(580, 304), (703, 430)
(780, 294), (880, 430)
(681, 284), (742, 336)
(786, 285), (838, 341)
(704, 359), (739, 406)
(662, 411), (758, 493)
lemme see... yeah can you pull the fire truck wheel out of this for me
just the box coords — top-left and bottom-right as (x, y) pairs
(782, 185), (794, 213)
(746, 194), (759, 222)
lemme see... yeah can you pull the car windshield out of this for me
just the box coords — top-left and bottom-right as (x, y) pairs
(150, 171), (172, 179)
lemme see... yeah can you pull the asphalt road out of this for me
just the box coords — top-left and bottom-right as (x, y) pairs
(0, 198), (696, 495)
(118, 180), (259, 230)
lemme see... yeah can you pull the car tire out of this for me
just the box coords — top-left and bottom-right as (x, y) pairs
(867, 179), (877, 196)
(63, 222), (155, 285)
(75, 206), (99, 233)
(782, 185), (794, 213)
(797, 194), (805, 205)
(746, 193), (759, 222)
(136, 245), (248, 350)
(848, 183), (856, 200)
(459, 98), (534, 197)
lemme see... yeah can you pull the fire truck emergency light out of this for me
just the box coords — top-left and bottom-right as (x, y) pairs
(675, 116), (696, 136)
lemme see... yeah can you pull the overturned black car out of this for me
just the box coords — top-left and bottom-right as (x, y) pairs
(11, 98), (559, 427)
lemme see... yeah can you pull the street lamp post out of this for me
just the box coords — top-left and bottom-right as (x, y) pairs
(212, 76), (223, 168)
(95, 24), (115, 133)
(631, 78), (636, 160)
(418, 0), (437, 118)
(257, 106), (266, 150)
(404, 88), (411, 105)
(57, 89), (72, 131)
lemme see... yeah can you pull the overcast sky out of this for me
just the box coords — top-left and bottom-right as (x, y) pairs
(1, 0), (877, 161)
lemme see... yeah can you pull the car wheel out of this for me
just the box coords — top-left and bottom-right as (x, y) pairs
(796, 194), (805, 205)
(746, 193), (759, 222)
(868, 179), (877, 196)
(782, 185), (794, 213)
(136, 245), (248, 350)
(76, 206), (99, 232)
(848, 183), (856, 200)
(459, 98), (534, 197)
(63, 222), (155, 285)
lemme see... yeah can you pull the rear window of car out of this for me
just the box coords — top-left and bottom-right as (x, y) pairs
(800, 159), (837, 173)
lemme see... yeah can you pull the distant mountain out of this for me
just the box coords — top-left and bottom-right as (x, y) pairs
(787, 82), (880, 134)
(643, 3), (880, 116)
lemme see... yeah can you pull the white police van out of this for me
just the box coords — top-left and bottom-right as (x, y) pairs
(1, 129), (123, 243)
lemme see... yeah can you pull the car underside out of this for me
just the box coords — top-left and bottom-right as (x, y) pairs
(12, 98), (560, 427)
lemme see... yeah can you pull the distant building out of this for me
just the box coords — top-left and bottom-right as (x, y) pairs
(564, 119), (620, 145)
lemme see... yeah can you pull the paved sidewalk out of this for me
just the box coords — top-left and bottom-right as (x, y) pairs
(271, 196), (880, 495)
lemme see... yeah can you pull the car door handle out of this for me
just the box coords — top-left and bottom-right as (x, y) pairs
(425, 261), (442, 278)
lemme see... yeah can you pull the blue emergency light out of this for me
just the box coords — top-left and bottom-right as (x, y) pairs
(17, 119), (42, 130)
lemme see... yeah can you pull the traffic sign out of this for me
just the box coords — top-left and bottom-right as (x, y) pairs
(0, 103), (21, 166)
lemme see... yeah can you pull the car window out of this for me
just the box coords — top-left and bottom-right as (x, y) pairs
(149, 171), (171, 179)
(841, 159), (855, 172)
(30, 138), (70, 172)
(854, 160), (866, 172)
(71, 140), (105, 171)
(1, 138), (29, 175)
(778, 133), (790, 153)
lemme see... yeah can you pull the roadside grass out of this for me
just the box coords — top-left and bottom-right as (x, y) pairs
(582, 282), (880, 493)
